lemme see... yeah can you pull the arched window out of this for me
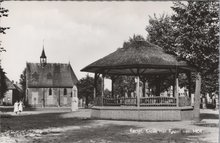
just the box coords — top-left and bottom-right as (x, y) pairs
(64, 88), (67, 95)
(49, 88), (52, 95)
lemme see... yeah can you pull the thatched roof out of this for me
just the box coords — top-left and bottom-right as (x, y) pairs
(26, 63), (78, 88)
(81, 41), (195, 75)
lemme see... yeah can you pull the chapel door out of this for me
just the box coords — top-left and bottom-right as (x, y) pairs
(32, 92), (38, 107)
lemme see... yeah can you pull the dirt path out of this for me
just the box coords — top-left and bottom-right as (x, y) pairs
(0, 109), (218, 143)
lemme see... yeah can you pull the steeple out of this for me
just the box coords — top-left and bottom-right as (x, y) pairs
(40, 46), (47, 67)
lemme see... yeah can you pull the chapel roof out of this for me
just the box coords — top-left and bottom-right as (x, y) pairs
(26, 63), (78, 88)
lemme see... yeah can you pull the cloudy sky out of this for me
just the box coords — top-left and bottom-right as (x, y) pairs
(1, 1), (174, 83)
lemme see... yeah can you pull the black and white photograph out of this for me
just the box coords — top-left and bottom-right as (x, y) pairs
(0, 1), (219, 143)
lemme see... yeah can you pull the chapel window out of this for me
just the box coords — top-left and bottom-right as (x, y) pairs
(64, 88), (67, 95)
(49, 88), (52, 95)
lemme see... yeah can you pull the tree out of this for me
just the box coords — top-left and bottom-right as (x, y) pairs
(171, 2), (219, 70)
(113, 75), (136, 97)
(0, 1), (9, 52)
(0, 1), (9, 99)
(77, 75), (101, 108)
(146, 14), (176, 55)
(0, 67), (7, 99)
(19, 68), (26, 104)
(104, 89), (111, 97)
(122, 34), (146, 50)
(171, 1), (219, 95)
(0, 1), (9, 33)
(146, 2), (219, 95)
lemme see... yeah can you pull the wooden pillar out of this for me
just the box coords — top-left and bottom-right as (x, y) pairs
(111, 76), (115, 98)
(194, 72), (201, 121)
(187, 72), (192, 106)
(142, 78), (146, 97)
(136, 76), (140, 107)
(101, 74), (105, 106)
(175, 76), (179, 107)
(93, 73), (98, 99)
(172, 74), (175, 98)
(187, 72), (192, 98)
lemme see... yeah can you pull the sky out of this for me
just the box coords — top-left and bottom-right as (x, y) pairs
(1, 1), (174, 84)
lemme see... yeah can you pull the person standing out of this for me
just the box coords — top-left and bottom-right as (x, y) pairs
(14, 101), (19, 114)
(18, 100), (23, 113)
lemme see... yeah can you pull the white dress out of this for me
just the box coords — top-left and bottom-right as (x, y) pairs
(14, 102), (19, 113)
(18, 102), (23, 112)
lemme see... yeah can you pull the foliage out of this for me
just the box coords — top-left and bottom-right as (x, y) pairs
(113, 75), (136, 97)
(0, 67), (7, 99)
(146, 1), (219, 95)
(104, 89), (111, 97)
(171, 2), (219, 72)
(19, 68), (26, 103)
(0, 1), (9, 99)
(122, 34), (146, 49)
(146, 14), (176, 55)
(0, 1), (9, 52)
(171, 1), (219, 95)
(77, 75), (101, 108)
(0, 1), (9, 35)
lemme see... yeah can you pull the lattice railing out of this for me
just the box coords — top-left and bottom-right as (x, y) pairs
(140, 97), (176, 106)
(99, 96), (191, 107)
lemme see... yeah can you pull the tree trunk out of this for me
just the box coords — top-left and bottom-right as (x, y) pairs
(194, 72), (201, 121)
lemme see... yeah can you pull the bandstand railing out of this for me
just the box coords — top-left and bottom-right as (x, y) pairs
(140, 97), (176, 106)
(99, 96), (191, 107)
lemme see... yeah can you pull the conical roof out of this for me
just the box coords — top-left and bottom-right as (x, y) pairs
(40, 48), (47, 58)
(81, 41), (195, 75)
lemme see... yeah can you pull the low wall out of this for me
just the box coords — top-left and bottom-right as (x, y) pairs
(91, 106), (193, 121)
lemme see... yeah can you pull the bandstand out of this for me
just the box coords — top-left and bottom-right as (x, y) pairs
(81, 40), (201, 121)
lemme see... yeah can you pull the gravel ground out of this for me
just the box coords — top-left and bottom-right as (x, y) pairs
(0, 108), (219, 143)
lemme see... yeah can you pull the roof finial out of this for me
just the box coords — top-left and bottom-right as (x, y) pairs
(40, 43), (46, 59)
(40, 39), (47, 67)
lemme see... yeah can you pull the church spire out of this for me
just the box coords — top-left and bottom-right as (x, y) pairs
(40, 44), (47, 67)
(40, 47), (47, 59)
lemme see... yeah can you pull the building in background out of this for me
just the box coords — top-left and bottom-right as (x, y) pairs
(0, 77), (22, 105)
(26, 48), (78, 107)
